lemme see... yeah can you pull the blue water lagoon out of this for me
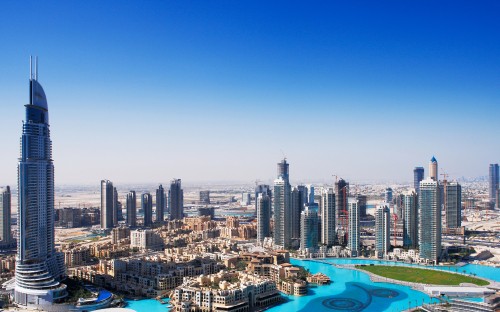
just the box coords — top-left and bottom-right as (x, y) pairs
(124, 258), (499, 312)
(268, 259), (438, 312)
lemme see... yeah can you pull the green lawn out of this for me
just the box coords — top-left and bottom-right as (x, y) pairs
(355, 265), (489, 286)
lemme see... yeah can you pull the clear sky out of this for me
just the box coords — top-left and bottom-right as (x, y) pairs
(0, 1), (499, 185)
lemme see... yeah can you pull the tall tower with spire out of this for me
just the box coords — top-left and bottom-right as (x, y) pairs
(15, 57), (67, 307)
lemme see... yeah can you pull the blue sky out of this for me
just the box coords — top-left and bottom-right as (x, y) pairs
(0, 1), (499, 185)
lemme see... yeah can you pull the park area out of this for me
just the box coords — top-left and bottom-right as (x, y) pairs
(355, 265), (489, 286)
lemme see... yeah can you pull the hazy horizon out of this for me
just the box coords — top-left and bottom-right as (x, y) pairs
(1, 1), (499, 185)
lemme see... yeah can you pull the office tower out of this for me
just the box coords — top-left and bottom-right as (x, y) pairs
(290, 187), (301, 239)
(402, 189), (418, 249)
(257, 193), (271, 243)
(429, 156), (438, 181)
(113, 187), (119, 225)
(300, 205), (318, 251)
(307, 185), (315, 204)
(444, 182), (462, 229)
(375, 204), (391, 259)
(199, 190), (210, 204)
(414, 167), (424, 194)
(335, 178), (349, 230)
(126, 191), (137, 227)
(169, 179), (184, 220)
(347, 198), (360, 257)
(320, 188), (336, 247)
(156, 184), (166, 222)
(198, 207), (215, 219)
(385, 188), (393, 203)
(419, 178), (441, 263)
(273, 159), (292, 248)
(0, 186), (12, 247)
(100, 180), (115, 229)
(357, 195), (367, 218)
(15, 59), (67, 307)
(297, 185), (308, 207)
(489, 164), (499, 208)
(142, 193), (153, 227)
(255, 184), (272, 215)
(277, 158), (289, 181)
(242, 192), (251, 205)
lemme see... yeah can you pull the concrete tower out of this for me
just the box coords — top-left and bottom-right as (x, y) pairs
(320, 188), (336, 247)
(429, 156), (438, 181)
(126, 191), (137, 227)
(257, 193), (271, 243)
(375, 204), (391, 258)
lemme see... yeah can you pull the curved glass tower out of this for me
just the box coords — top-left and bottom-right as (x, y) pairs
(15, 58), (67, 307)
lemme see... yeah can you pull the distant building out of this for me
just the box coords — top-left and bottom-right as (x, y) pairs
(357, 194), (367, 218)
(156, 184), (166, 222)
(126, 191), (137, 227)
(429, 156), (438, 181)
(385, 188), (393, 204)
(257, 193), (271, 243)
(199, 190), (210, 204)
(414, 167), (424, 194)
(274, 159), (292, 248)
(489, 164), (499, 208)
(255, 184), (272, 215)
(402, 189), (418, 249)
(142, 193), (153, 227)
(101, 180), (115, 229)
(320, 188), (336, 247)
(375, 204), (390, 258)
(335, 179), (349, 230)
(300, 205), (318, 251)
(113, 187), (120, 224)
(290, 187), (301, 240)
(307, 185), (315, 204)
(59, 207), (82, 228)
(241, 192), (251, 205)
(198, 207), (215, 219)
(442, 181), (462, 229)
(130, 229), (163, 251)
(347, 197), (359, 257)
(419, 178), (441, 263)
(169, 179), (184, 220)
(0, 186), (12, 247)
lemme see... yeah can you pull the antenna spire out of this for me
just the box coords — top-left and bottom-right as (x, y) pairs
(35, 56), (38, 80)
(30, 55), (32, 80)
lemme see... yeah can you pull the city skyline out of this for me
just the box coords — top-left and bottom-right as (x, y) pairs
(1, 1), (499, 185)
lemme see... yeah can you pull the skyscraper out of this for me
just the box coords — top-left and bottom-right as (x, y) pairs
(347, 197), (359, 257)
(429, 156), (438, 181)
(15, 59), (67, 307)
(257, 193), (271, 243)
(402, 189), (418, 249)
(335, 178), (349, 230)
(419, 178), (442, 263)
(169, 179), (184, 220)
(113, 187), (119, 225)
(300, 205), (318, 251)
(357, 194), (367, 218)
(142, 193), (153, 227)
(0, 186), (12, 247)
(489, 164), (499, 208)
(413, 167), (424, 194)
(375, 204), (391, 259)
(384, 188), (393, 203)
(290, 187), (302, 239)
(273, 158), (292, 248)
(156, 184), (166, 222)
(320, 188), (336, 247)
(199, 190), (210, 205)
(444, 182), (462, 229)
(100, 180), (115, 229)
(255, 184), (272, 215)
(126, 191), (137, 227)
